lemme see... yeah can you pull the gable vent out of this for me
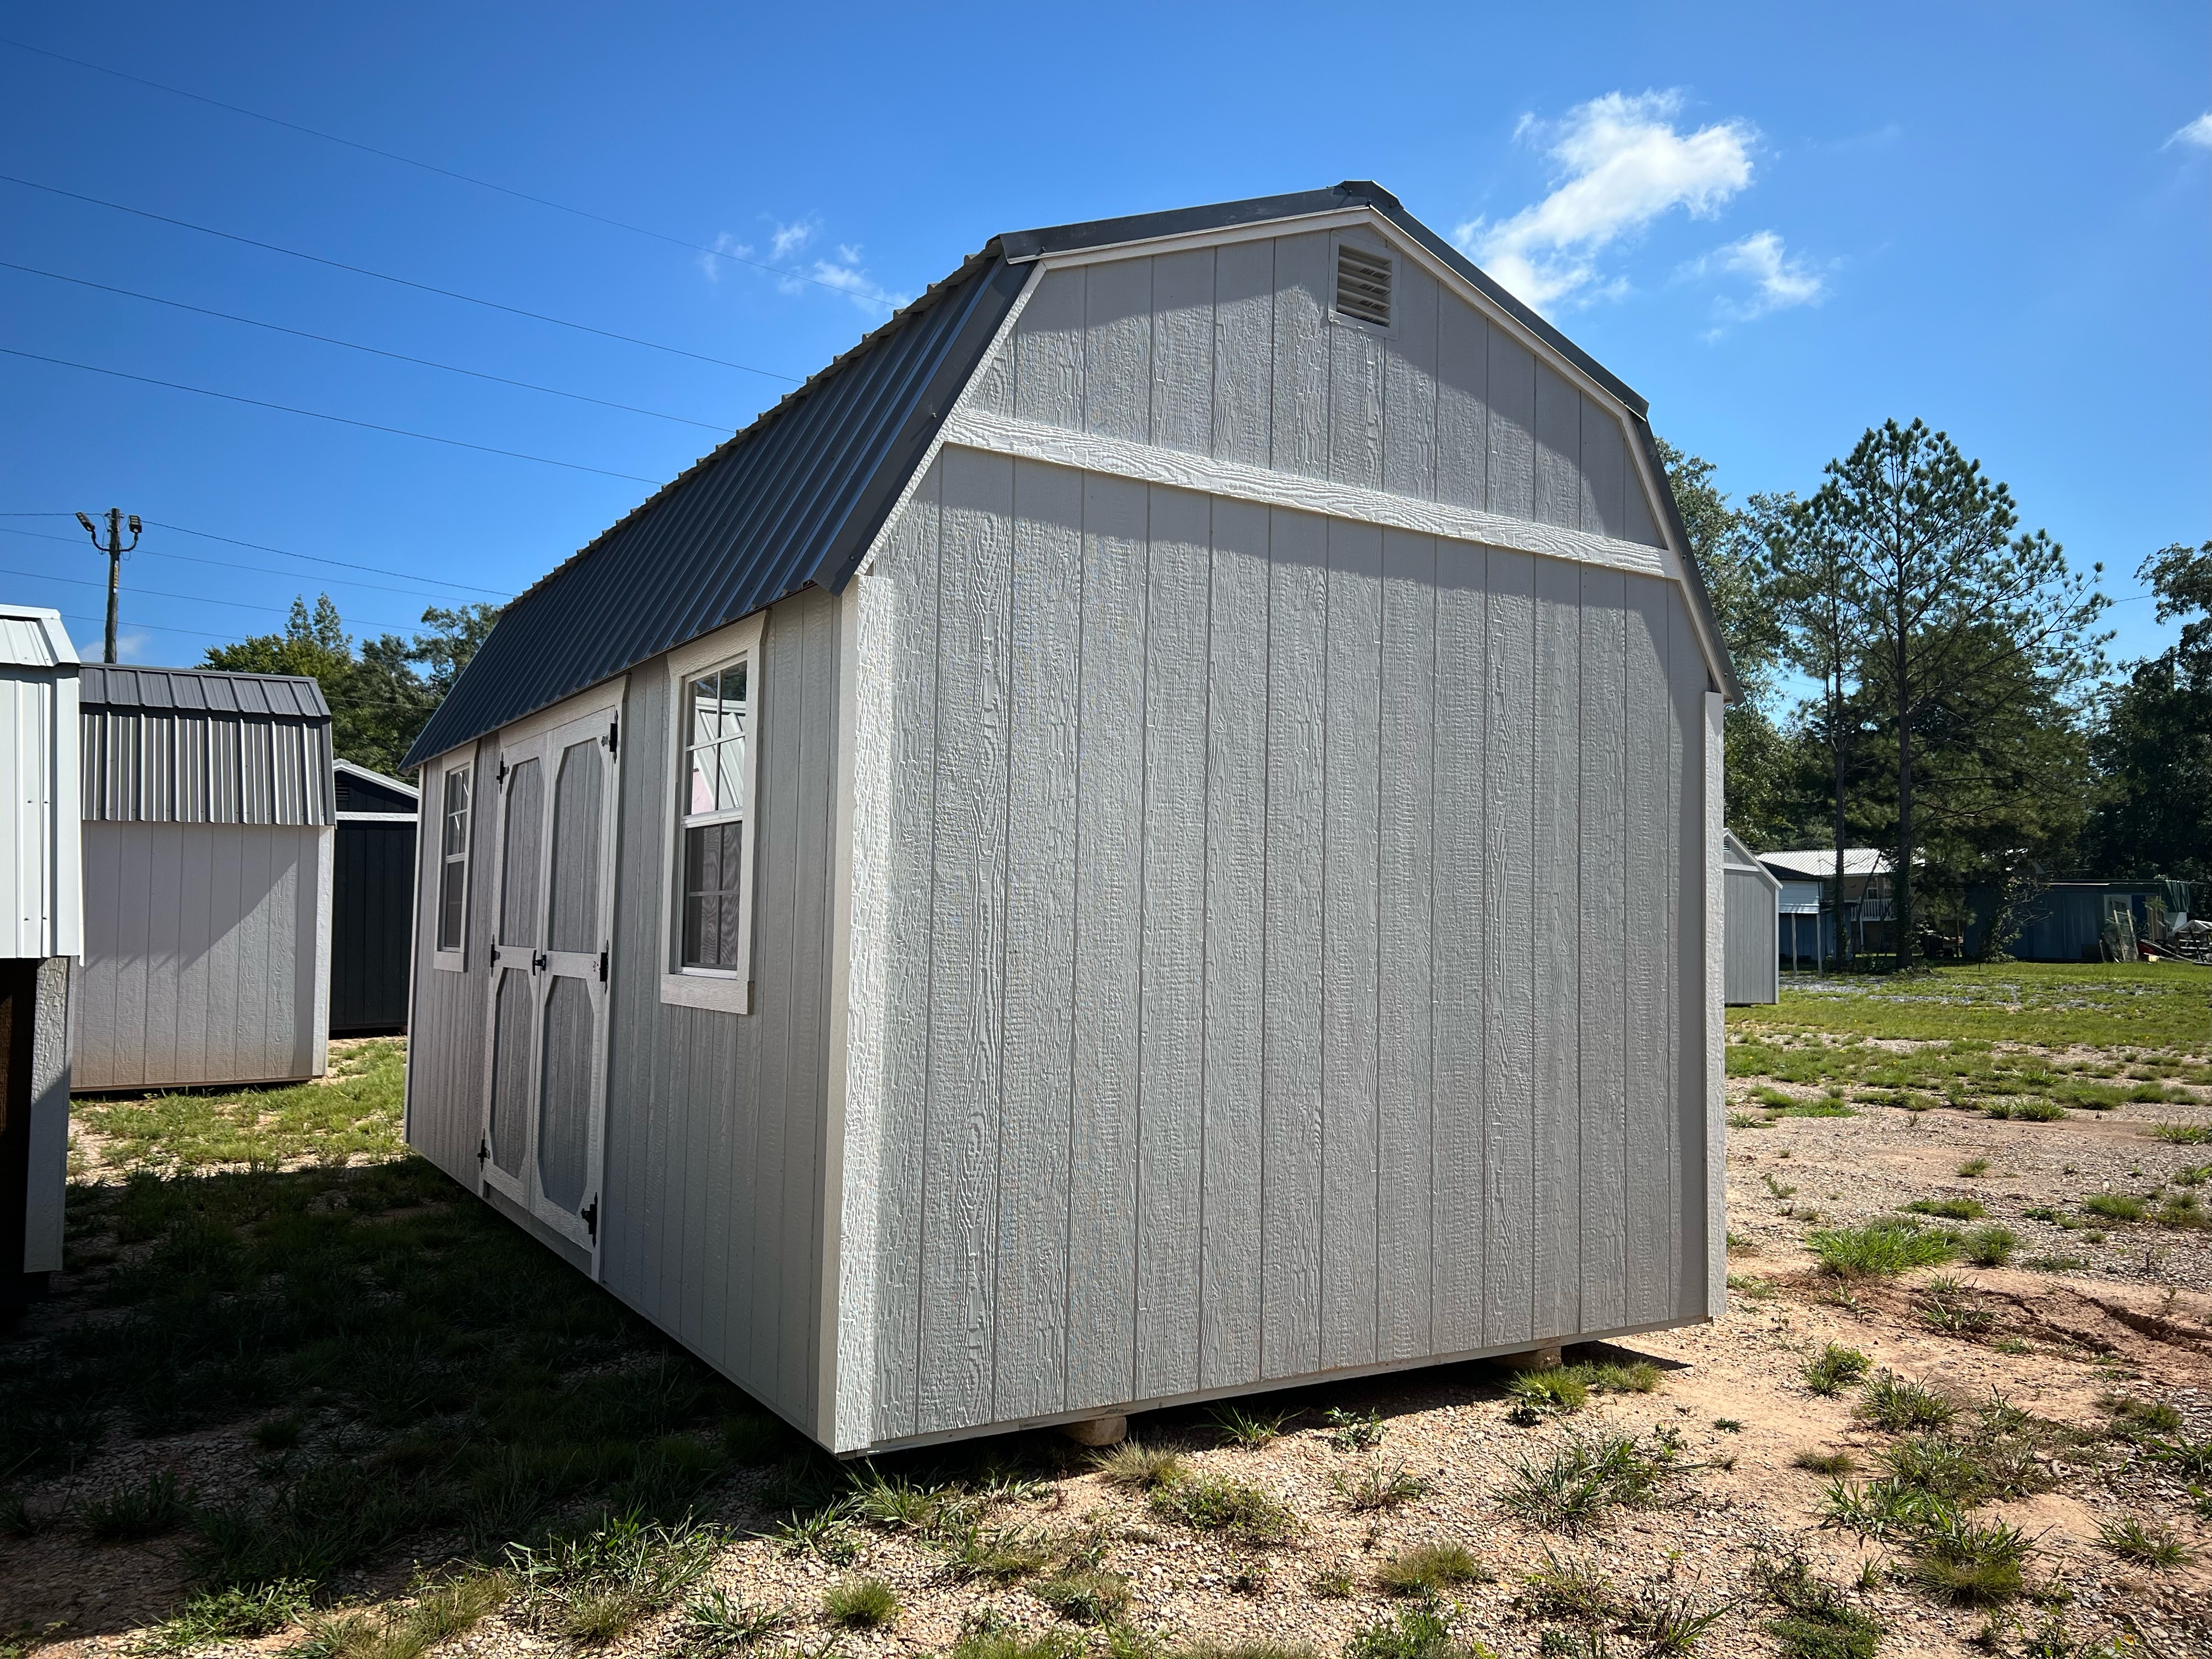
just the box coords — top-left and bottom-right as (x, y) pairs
(1335, 244), (1392, 327)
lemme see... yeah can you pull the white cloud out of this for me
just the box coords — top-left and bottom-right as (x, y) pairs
(698, 219), (905, 312)
(769, 219), (816, 259)
(114, 630), (154, 664)
(1457, 90), (1754, 312)
(783, 244), (910, 314)
(696, 230), (752, 283)
(2168, 112), (2212, 149)
(1694, 230), (1825, 318)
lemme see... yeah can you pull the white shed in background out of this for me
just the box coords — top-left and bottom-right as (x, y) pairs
(1, 605), (80, 1310)
(74, 665), (335, 1092)
(1723, 831), (1780, 1006)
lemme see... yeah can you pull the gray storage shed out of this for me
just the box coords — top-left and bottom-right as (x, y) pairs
(402, 182), (1739, 1455)
(74, 666), (335, 1092)
(1, 605), (80, 1309)
(1722, 831), (1780, 1006)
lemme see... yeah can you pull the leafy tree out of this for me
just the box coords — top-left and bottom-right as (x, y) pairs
(1802, 420), (2107, 970)
(203, 595), (499, 778)
(1767, 502), (1865, 961)
(2086, 541), (2211, 882)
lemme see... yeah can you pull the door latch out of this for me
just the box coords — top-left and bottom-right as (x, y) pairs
(533, 951), (548, 973)
(597, 948), (608, 983)
(606, 719), (619, 758)
(476, 1137), (489, 1167)
(581, 1195), (599, 1243)
(489, 944), (499, 967)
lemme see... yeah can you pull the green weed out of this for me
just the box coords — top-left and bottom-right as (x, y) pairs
(2094, 1517), (2188, 1568)
(1210, 1404), (1295, 1448)
(79, 1471), (193, 1542)
(1094, 1440), (1184, 1491)
(1506, 1368), (1589, 1423)
(1148, 1474), (1298, 1542)
(1329, 1458), (1427, 1511)
(1857, 1372), (1955, 1432)
(508, 1513), (723, 1645)
(1902, 1198), (1985, 1221)
(1498, 1431), (1678, 1533)
(2079, 1193), (2146, 1222)
(1375, 1543), (1487, 1596)
(294, 1569), (507, 1659)
(1793, 1450), (1854, 1476)
(681, 1588), (789, 1655)
(1906, 1515), (2030, 1604)
(1324, 1406), (1387, 1449)
(2147, 1122), (2212, 1144)
(1801, 1344), (1871, 1397)
(1962, 1227), (2017, 1267)
(1032, 1570), (1128, 1626)
(822, 1578), (900, 1629)
(1808, 1218), (1958, 1277)
(1760, 1559), (1880, 1659)
(143, 1581), (314, 1651)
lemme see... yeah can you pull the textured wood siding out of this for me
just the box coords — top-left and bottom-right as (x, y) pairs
(844, 449), (1712, 1448)
(975, 234), (1666, 548)
(75, 821), (331, 1090)
(404, 740), (491, 1187)
(1725, 865), (1780, 1005)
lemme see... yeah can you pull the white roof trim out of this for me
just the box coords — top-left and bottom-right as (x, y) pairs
(0, 604), (81, 669)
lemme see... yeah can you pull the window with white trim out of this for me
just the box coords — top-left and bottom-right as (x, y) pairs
(679, 662), (748, 971)
(433, 763), (471, 963)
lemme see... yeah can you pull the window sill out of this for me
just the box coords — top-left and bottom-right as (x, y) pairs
(432, 949), (468, 974)
(658, 972), (753, 1015)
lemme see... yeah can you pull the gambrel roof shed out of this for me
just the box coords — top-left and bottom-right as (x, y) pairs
(404, 183), (1736, 1457)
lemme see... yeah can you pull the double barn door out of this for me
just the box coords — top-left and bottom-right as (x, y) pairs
(479, 687), (622, 1261)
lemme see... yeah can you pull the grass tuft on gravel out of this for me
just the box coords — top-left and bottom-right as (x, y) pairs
(1148, 1473), (1299, 1542)
(822, 1577), (901, 1629)
(143, 1580), (314, 1652)
(1093, 1440), (1184, 1491)
(1497, 1430), (1679, 1534)
(1801, 1344), (1871, 1397)
(1375, 1543), (1487, 1596)
(1807, 1218), (1959, 1278)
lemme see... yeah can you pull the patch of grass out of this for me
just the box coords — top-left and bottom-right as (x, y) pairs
(1149, 1474), (1299, 1542)
(143, 1581), (314, 1651)
(1962, 1227), (2017, 1267)
(508, 1513), (722, 1645)
(1727, 963), (2212, 1051)
(1905, 1515), (2030, 1604)
(822, 1578), (900, 1629)
(2152, 1437), (2212, 1480)
(1323, 1406), (1387, 1449)
(1902, 1197), (1986, 1221)
(2079, 1192), (2147, 1222)
(1311, 1570), (1355, 1599)
(2154, 1190), (2209, 1228)
(2097, 1393), (2182, 1438)
(1375, 1543), (1486, 1596)
(2094, 1516), (2188, 1568)
(1713, 1418), (1745, 1433)
(1576, 1360), (1660, 1395)
(1760, 1559), (1880, 1659)
(1793, 1449), (1854, 1476)
(1727, 1111), (1771, 1129)
(75, 1040), (408, 1174)
(1631, 1593), (1729, 1658)
(79, 1470), (193, 1542)
(1762, 1172), (1799, 1199)
(2023, 1254), (2087, 1273)
(1801, 1344), (1871, 1397)
(940, 1522), (1054, 1583)
(1033, 1570), (1128, 1626)
(947, 1632), (1092, 1659)
(1956, 1158), (1991, 1178)
(1506, 1368), (1589, 1423)
(1857, 1371), (1955, 1432)
(1497, 1430), (1678, 1534)
(1330, 1458), (1427, 1511)
(1094, 1440), (1184, 1491)
(2147, 1122), (2212, 1144)
(681, 1588), (789, 1655)
(1807, 1217), (1959, 1278)
(1344, 1599), (1489, 1659)
(295, 1569), (508, 1659)
(1210, 1404), (1295, 1448)
(2007, 1100), (2069, 1122)
(1914, 1277), (1997, 1338)
(1770, 1100), (1858, 1119)
(1820, 1477), (1960, 1540)
(1518, 1549), (1622, 1623)
(2175, 1163), (2211, 1186)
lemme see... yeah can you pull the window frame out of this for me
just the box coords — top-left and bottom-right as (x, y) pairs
(659, 614), (764, 1014)
(430, 755), (475, 972)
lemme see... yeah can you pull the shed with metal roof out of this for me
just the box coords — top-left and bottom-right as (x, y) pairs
(331, 760), (418, 1036)
(402, 183), (1736, 1455)
(74, 665), (335, 1092)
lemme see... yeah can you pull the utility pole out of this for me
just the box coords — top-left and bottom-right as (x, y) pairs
(74, 508), (141, 664)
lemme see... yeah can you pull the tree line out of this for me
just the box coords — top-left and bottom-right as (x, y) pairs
(1668, 419), (2209, 970)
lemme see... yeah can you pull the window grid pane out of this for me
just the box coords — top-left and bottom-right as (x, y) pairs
(681, 821), (744, 968)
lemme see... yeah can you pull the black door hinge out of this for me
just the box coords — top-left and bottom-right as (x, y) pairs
(496, 759), (508, 784)
(476, 1137), (489, 1167)
(533, 950), (548, 973)
(489, 944), (499, 967)
(581, 1195), (599, 1243)
(597, 947), (608, 983)
(606, 719), (619, 758)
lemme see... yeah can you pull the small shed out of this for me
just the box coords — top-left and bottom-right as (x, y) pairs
(74, 666), (335, 1092)
(1, 605), (80, 1310)
(331, 759), (418, 1036)
(1722, 832), (1780, 1005)
(402, 183), (1740, 1455)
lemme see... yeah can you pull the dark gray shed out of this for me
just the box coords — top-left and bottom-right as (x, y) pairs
(403, 183), (1738, 1455)
(331, 761), (419, 1036)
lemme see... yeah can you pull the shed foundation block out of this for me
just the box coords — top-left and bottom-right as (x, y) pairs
(1056, 1414), (1128, 1447)
(1500, 1345), (1564, 1372)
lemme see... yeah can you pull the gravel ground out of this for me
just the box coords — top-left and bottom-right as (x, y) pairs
(5, 1066), (2209, 1659)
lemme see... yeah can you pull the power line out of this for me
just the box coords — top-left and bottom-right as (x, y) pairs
(0, 561), (424, 631)
(0, 174), (805, 381)
(145, 521), (510, 596)
(1, 345), (663, 483)
(1, 260), (735, 431)
(0, 523), (511, 603)
(0, 36), (900, 310)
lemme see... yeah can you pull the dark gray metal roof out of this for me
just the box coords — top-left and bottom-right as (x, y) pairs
(407, 183), (1737, 768)
(78, 664), (331, 719)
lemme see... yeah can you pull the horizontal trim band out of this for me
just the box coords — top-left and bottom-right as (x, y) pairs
(935, 408), (1672, 580)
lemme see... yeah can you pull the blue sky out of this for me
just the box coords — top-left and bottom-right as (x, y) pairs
(2, 2), (2205, 690)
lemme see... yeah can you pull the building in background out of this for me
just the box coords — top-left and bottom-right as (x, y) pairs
(1723, 832), (1779, 1005)
(1756, 848), (1894, 966)
(0, 606), (79, 1312)
(73, 666), (334, 1092)
(331, 759), (417, 1036)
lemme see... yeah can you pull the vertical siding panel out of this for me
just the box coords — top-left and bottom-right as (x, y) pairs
(1671, 593), (1711, 1322)
(606, 692), (660, 1304)
(1262, 507), (1325, 1379)
(1486, 331), (1536, 523)
(918, 446), (1013, 1435)
(1382, 261), (1440, 502)
(1534, 363), (1582, 531)
(786, 592), (838, 1409)
(1434, 296), (1489, 511)
(1578, 568), (1629, 1333)
(1136, 483), (1210, 1400)
(994, 459), (1082, 1423)
(1623, 444), (1664, 548)
(1581, 398), (1628, 539)
(1014, 267), (1086, 431)
(1212, 240), (1274, 468)
(1377, 529), (1435, 1363)
(1269, 234), (1331, 481)
(1150, 249), (1215, 457)
(875, 463), (943, 1441)
(1623, 575), (1672, 1324)
(1532, 557), (1581, 1339)
(1321, 518), (1383, 1371)
(753, 601), (811, 1381)
(1200, 497), (1268, 1389)
(175, 826), (211, 1082)
(1084, 256), (1154, 444)
(1430, 539), (1487, 1352)
(1328, 309), (1385, 491)
(1483, 548), (1536, 1348)
(1068, 472), (1146, 1412)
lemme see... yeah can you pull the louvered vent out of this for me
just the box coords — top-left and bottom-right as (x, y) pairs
(1335, 244), (1392, 327)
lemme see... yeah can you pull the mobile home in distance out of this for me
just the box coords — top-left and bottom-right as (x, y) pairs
(401, 183), (1740, 1455)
